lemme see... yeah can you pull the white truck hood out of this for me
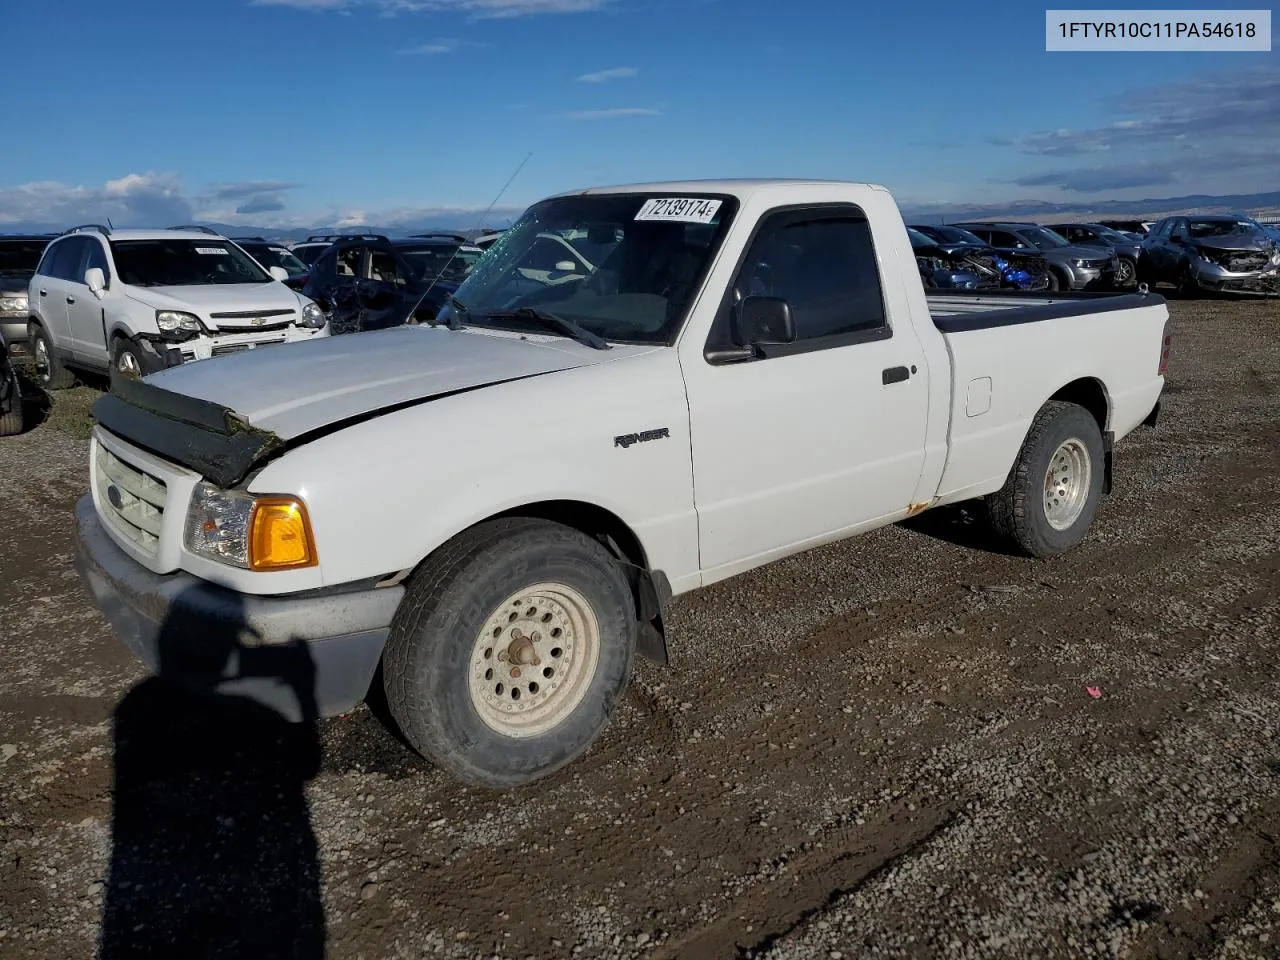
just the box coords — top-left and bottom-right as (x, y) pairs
(140, 326), (654, 439)
(129, 282), (302, 329)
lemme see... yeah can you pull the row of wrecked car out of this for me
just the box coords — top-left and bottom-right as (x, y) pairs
(909, 215), (1280, 297)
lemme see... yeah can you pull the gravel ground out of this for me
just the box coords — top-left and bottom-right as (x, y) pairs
(1, 296), (1279, 960)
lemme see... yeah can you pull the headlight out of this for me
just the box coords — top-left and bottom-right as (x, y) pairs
(0, 294), (27, 315)
(1073, 259), (1088, 268)
(298, 300), (327, 328)
(185, 482), (317, 571)
(155, 310), (204, 340)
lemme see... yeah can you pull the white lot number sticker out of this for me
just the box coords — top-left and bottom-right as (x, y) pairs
(635, 197), (722, 224)
(196, 247), (228, 255)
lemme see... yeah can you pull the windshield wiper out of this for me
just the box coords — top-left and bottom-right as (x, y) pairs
(480, 308), (610, 350)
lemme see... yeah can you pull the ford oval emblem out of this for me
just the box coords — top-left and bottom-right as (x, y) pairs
(106, 484), (124, 509)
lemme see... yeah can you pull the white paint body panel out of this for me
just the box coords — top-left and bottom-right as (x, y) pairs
(84, 180), (1169, 603)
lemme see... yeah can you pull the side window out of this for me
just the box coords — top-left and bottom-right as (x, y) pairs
(523, 236), (577, 273)
(48, 237), (87, 280)
(368, 248), (406, 285)
(311, 249), (337, 283)
(335, 245), (362, 279)
(35, 241), (61, 277)
(82, 238), (111, 285)
(734, 212), (887, 344)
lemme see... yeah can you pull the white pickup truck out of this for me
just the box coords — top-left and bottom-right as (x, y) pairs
(73, 180), (1172, 788)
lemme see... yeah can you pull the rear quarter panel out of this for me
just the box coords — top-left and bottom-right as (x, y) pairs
(934, 301), (1167, 505)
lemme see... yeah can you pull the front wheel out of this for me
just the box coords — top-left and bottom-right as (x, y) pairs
(382, 518), (637, 788)
(112, 337), (145, 380)
(1113, 257), (1137, 287)
(1044, 270), (1062, 292)
(986, 401), (1105, 558)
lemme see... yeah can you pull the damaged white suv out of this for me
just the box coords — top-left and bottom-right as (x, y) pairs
(27, 225), (328, 387)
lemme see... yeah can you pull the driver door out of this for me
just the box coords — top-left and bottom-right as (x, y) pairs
(361, 247), (414, 330)
(682, 206), (931, 579)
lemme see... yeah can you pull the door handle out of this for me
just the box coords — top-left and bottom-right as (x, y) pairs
(882, 365), (911, 385)
(66, 296), (76, 304)
(39, 289), (47, 296)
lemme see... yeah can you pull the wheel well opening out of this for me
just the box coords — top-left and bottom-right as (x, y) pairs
(492, 500), (648, 570)
(1050, 377), (1108, 431)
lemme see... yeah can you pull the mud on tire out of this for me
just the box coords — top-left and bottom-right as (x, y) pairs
(986, 401), (1105, 559)
(382, 518), (637, 788)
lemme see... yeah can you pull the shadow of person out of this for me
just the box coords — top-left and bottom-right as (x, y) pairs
(100, 586), (326, 960)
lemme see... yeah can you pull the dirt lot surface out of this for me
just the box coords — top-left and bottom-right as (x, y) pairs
(3, 297), (1280, 960)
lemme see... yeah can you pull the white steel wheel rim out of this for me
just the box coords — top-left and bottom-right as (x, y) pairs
(116, 350), (141, 378)
(1043, 437), (1091, 531)
(468, 582), (601, 739)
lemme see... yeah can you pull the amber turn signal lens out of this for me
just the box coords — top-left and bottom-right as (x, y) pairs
(248, 498), (317, 571)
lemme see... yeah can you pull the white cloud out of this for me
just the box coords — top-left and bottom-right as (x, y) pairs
(576, 66), (636, 83)
(564, 106), (660, 120)
(251, 0), (609, 16)
(399, 37), (480, 53)
(0, 171), (524, 231)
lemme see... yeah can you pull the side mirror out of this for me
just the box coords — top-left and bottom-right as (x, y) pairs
(85, 267), (107, 297)
(733, 296), (796, 349)
(268, 266), (290, 282)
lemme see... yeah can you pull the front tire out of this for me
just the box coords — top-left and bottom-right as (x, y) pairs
(986, 401), (1105, 558)
(383, 518), (637, 788)
(1044, 270), (1062, 292)
(1114, 256), (1137, 287)
(112, 337), (145, 380)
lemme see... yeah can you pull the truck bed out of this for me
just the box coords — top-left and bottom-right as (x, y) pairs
(926, 290), (1161, 331)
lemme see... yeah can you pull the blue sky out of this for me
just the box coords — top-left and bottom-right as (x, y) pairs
(1, 0), (1275, 228)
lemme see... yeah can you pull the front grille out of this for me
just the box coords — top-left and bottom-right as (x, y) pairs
(95, 444), (167, 557)
(208, 308), (296, 332)
(211, 338), (286, 356)
(1221, 252), (1269, 272)
(209, 309), (295, 319)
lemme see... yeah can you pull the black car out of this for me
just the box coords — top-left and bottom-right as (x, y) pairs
(1139, 215), (1280, 296)
(302, 235), (486, 334)
(1044, 223), (1141, 287)
(231, 237), (312, 292)
(0, 234), (54, 358)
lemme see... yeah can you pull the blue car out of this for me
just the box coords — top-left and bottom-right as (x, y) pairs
(908, 226), (1051, 291)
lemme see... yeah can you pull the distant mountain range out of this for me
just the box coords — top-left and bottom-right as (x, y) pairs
(5, 190), (1278, 239)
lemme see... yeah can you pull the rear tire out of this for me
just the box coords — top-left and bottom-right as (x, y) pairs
(986, 401), (1105, 559)
(29, 324), (75, 390)
(0, 360), (23, 436)
(382, 518), (637, 788)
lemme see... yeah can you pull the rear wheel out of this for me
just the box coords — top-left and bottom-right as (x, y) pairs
(987, 401), (1105, 558)
(29, 325), (75, 389)
(383, 518), (636, 788)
